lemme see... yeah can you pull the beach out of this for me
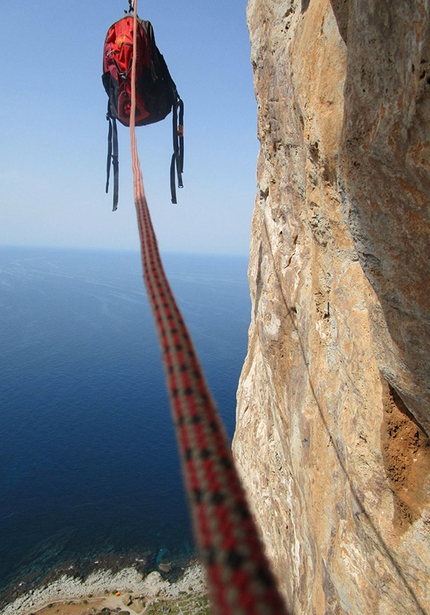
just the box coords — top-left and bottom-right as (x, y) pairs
(0, 563), (208, 615)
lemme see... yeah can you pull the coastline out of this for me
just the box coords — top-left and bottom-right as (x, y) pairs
(0, 562), (207, 615)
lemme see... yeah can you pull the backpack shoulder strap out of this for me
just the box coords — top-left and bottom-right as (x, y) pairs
(170, 96), (184, 204)
(105, 106), (119, 212)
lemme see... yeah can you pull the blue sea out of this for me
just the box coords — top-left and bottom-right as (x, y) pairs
(0, 247), (250, 597)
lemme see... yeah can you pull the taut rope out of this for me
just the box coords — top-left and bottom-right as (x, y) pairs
(128, 4), (289, 613)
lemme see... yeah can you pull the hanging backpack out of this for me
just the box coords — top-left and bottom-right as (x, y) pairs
(102, 12), (184, 210)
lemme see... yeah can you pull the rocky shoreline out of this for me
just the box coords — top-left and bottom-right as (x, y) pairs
(0, 563), (208, 615)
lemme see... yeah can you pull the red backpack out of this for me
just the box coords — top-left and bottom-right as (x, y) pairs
(102, 13), (184, 210)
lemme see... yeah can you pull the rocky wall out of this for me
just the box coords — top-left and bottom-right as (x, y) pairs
(233, 1), (430, 613)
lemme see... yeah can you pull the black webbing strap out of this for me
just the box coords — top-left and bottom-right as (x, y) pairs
(106, 113), (119, 212)
(170, 97), (184, 204)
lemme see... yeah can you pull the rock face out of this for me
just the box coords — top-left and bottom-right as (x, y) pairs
(233, 1), (430, 614)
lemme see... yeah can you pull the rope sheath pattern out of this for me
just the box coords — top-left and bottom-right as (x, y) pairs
(129, 5), (290, 614)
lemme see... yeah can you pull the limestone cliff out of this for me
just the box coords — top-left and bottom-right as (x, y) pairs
(233, 1), (430, 614)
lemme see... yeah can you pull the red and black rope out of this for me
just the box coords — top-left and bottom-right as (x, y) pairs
(129, 5), (290, 613)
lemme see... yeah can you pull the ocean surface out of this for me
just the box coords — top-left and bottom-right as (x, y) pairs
(0, 247), (250, 595)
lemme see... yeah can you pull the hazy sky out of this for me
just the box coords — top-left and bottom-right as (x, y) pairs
(0, 1), (258, 255)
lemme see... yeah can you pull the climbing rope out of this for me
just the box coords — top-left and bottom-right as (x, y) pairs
(129, 5), (290, 614)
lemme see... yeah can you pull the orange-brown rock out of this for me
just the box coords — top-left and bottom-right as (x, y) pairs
(233, 1), (430, 614)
